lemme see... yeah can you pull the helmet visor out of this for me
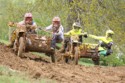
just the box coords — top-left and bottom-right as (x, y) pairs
(108, 33), (113, 37)
(53, 21), (60, 24)
(25, 17), (32, 24)
(53, 21), (60, 27)
(74, 26), (81, 29)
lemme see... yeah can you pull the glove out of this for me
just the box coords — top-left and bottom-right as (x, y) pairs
(84, 34), (88, 38)
(8, 22), (15, 27)
(81, 32), (88, 38)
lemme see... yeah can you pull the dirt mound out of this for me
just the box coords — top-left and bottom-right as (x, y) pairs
(0, 43), (125, 83)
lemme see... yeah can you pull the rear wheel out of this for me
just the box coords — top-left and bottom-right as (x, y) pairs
(92, 53), (100, 65)
(18, 37), (25, 57)
(65, 57), (69, 63)
(51, 53), (55, 63)
(93, 59), (99, 65)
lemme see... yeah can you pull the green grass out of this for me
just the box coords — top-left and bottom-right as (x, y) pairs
(0, 39), (9, 45)
(0, 66), (31, 83)
(0, 66), (57, 83)
(79, 58), (94, 66)
(0, 76), (30, 83)
(31, 52), (50, 59)
(79, 60), (94, 66)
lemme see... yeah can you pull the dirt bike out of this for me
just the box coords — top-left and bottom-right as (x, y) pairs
(55, 35), (81, 64)
(8, 22), (56, 62)
(56, 35), (100, 65)
(13, 25), (27, 57)
(65, 35), (81, 65)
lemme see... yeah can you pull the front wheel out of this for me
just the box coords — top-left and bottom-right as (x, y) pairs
(18, 37), (25, 57)
(74, 46), (80, 65)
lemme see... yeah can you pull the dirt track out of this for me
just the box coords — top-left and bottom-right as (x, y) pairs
(0, 43), (125, 83)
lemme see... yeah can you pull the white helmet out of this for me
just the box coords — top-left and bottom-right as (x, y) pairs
(52, 16), (60, 22)
(24, 13), (32, 18)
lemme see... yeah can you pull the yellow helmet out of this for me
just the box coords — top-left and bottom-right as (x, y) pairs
(73, 22), (81, 29)
(106, 30), (114, 37)
(106, 30), (114, 35)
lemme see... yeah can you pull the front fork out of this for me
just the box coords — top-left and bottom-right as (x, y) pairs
(70, 43), (80, 59)
(13, 32), (26, 53)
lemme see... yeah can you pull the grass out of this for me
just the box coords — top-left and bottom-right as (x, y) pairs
(31, 52), (51, 58)
(0, 65), (57, 83)
(0, 39), (9, 45)
(79, 58), (94, 66)
(79, 60), (94, 66)
(0, 66), (31, 83)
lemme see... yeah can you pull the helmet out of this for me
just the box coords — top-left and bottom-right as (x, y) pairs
(73, 22), (81, 29)
(24, 13), (32, 18)
(52, 16), (60, 22)
(106, 30), (114, 37)
(106, 30), (114, 35)
(24, 13), (33, 24)
(52, 16), (60, 27)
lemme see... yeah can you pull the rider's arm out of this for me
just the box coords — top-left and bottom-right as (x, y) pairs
(39, 24), (53, 34)
(89, 34), (112, 43)
(80, 32), (88, 38)
(8, 22), (20, 28)
(18, 21), (37, 29)
(89, 34), (103, 40)
(64, 30), (72, 36)
(45, 24), (53, 31)
(18, 21), (24, 25)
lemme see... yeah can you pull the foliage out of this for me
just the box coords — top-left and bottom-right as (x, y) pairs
(100, 54), (125, 66)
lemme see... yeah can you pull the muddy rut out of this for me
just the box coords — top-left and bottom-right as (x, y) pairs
(0, 43), (125, 83)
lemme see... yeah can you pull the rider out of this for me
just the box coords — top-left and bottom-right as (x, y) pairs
(7, 13), (37, 47)
(60, 22), (87, 53)
(89, 30), (114, 56)
(19, 12), (37, 33)
(45, 16), (64, 50)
